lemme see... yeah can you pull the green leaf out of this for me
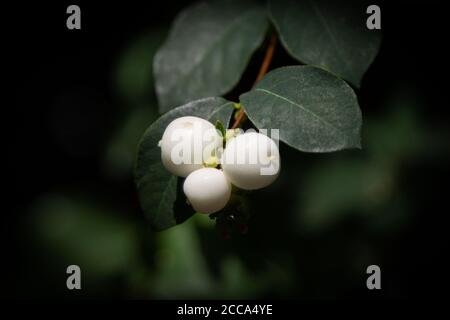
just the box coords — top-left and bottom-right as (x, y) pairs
(215, 120), (226, 138)
(135, 97), (234, 231)
(240, 66), (362, 152)
(268, 0), (381, 87)
(154, 0), (269, 113)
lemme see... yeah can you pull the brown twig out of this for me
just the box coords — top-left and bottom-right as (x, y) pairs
(231, 34), (277, 129)
(230, 106), (247, 129)
(254, 33), (277, 84)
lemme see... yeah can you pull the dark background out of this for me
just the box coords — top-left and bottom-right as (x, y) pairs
(3, 0), (449, 299)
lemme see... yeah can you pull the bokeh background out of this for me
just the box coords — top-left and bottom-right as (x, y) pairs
(4, 1), (449, 299)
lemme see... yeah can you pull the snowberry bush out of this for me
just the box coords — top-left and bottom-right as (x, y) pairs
(134, 0), (381, 234)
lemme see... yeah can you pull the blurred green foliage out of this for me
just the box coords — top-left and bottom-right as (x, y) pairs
(20, 24), (446, 299)
(114, 28), (166, 107)
(103, 29), (166, 178)
(30, 194), (139, 278)
(104, 106), (157, 178)
(299, 101), (425, 233)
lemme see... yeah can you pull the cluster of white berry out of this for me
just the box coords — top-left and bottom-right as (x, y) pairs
(159, 116), (280, 214)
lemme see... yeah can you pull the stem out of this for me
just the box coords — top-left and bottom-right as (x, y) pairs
(231, 33), (277, 129)
(230, 104), (247, 129)
(255, 33), (277, 83)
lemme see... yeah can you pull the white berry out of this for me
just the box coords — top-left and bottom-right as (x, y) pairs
(183, 168), (231, 214)
(221, 132), (280, 190)
(160, 116), (222, 177)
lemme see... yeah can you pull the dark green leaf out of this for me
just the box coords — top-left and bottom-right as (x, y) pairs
(135, 97), (234, 231)
(240, 66), (362, 152)
(269, 0), (381, 86)
(154, 0), (268, 112)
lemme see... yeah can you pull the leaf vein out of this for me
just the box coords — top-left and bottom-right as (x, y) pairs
(255, 88), (340, 133)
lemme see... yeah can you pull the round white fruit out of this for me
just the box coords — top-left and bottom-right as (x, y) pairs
(183, 168), (231, 214)
(160, 116), (222, 177)
(221, 132), (280, 190)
